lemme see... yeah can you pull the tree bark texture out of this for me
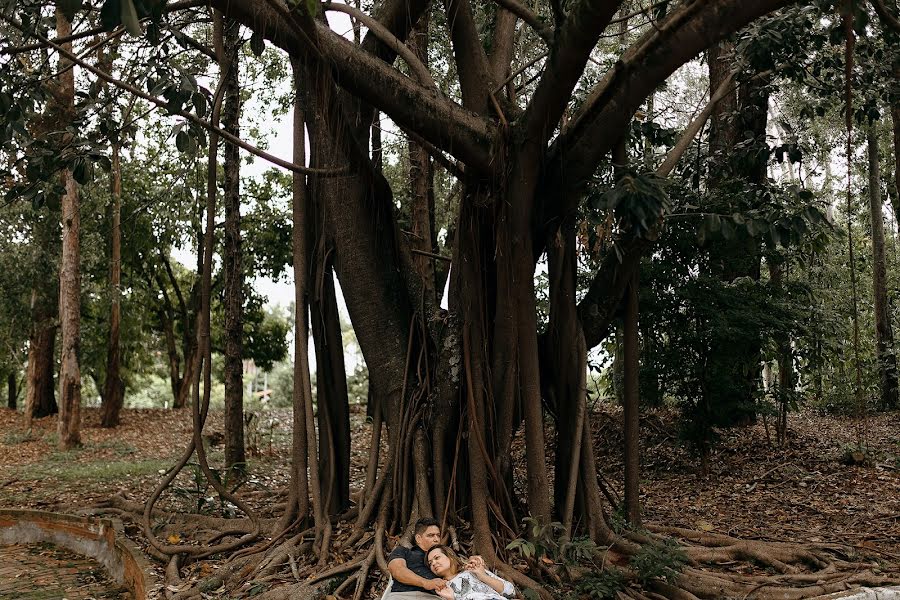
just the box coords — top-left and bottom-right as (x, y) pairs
(407, 17), (437, 302)
(868, 120), (899, 410)
(288, 59), (311, 525)
(101, 142), (125, 427)
(7, 373), (16, 410)
(892, 87), (900, 226)
(56, 9), (82, 451)
(203, 0), (798, 556)
(25, 210), (59, 424)
(222, 17), (246, 470)
(623, 272), (641, 527)
(311, 260), (352, 516)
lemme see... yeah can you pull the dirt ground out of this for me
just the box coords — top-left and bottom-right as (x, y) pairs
(1, 405), (899, 589)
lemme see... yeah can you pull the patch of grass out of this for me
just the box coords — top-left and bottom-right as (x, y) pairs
(92, 438), (138, 456)
(1, 429), (41, 445)
(12, 458), (173, 483)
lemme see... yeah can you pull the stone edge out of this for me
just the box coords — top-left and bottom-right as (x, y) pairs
(0, 508), (159, 599)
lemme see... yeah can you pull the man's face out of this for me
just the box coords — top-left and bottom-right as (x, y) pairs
(415, 525), (441, 551)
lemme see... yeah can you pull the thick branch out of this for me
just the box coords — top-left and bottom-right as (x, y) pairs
(522, 0), (622, 140)
(1, 14), (343, 176)
(443, 0), (496, 113)
(489, 0), (553, 43)
(323, 2), (436, 88)
(871, 0), (900, 32)
(208, 0), (496, 172)
(540, 0), (794, 230)
(577, 67), (749, 349)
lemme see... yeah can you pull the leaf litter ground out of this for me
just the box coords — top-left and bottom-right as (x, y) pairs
(1, 405), (898, 596)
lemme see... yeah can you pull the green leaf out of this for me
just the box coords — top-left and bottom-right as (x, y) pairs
(304, 0), (318, 16)
(175, 130), (190, 153)
(72, 158), (91, 184)
(192, 92), (207, 118)
(250, 31), (265, 56)
(100, 0), (121, 30)
(56, 0), (83, 22)
(121, 0), (143, 36)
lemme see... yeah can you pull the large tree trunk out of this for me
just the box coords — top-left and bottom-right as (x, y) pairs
(56, 9), (82, 451)
(101, 142), (125, 427)
(868, 119), (899, 410)
(221, 16), (245, 471)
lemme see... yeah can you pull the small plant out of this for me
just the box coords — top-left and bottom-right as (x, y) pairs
(506, 517), (565, 562)
(839, 443), (872, 466)
(629, 538), (687, 586)
(563, 570), (625, 600)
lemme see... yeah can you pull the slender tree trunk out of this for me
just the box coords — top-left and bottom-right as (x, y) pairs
(623, 272), (641, 527)
(769, 260), (791, 445)
(891, 101), (900, 226)
(407, 17), (437, 301)
(221, 17), (245, 471)
(311, 262), (352, 515)
(288, 59), (312, 525)
(868, 119), (899, 410)
(7, 373), (15, 410)
(25, 215), (58, 424)
(56, 9), (82, 451)
(101, 142), (125, 427)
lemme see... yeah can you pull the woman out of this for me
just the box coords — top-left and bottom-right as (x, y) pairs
(426, 545), (516, 600)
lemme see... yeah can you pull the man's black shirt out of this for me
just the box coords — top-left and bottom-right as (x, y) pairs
(388, 544), (439, 594)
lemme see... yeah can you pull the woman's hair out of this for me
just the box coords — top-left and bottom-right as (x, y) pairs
(426, 544), (465, 576)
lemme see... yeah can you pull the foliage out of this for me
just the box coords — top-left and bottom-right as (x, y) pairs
(562, 570), (625, 600)
(629, 538), (687, 586)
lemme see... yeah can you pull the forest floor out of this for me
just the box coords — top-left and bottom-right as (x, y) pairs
(0, 405), (898, 595)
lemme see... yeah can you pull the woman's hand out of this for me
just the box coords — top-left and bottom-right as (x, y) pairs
(465, 555), (487, 579)
(436, 585), (455, 600)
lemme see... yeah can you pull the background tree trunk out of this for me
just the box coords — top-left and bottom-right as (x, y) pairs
(623, 272), (641, 527)
(25, 211), (58, 424)
(311, 261), (352, 516)
(56, 8), (82, 451)
(868, 119), (899, 410)
(101, 142), (125, 427)
(407, 17), (437, 301)
(222, 16), (246, 471)
(7, 373), (16, 410)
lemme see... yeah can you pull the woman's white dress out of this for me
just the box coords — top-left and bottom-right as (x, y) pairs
(446, 570), (515, 600)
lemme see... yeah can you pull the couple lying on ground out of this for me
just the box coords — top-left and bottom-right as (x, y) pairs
(385, 518), (516, 600)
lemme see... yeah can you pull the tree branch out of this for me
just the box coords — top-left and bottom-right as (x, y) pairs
(0, 0), (206, 54)
(521, 0), (623, 143)
(539, 0), (795, 230)
(208, 0), (497, 173)
(1, 14), (345, 176)
(443, 0), (497, 113)
(323, 1), (436, 88)
(577, 68), (768, 350)
(488, 0), (553, 43)
(870, 0), (900, 32)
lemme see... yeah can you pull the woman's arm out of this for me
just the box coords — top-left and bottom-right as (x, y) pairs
(466, 557), (515, 596)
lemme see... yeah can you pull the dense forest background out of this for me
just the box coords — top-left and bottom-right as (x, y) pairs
(1, 0), (900, 598)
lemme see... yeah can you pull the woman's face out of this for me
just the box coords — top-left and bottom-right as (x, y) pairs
(428, 549), (453, 577)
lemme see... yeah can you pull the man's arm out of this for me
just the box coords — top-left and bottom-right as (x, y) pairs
(388, 558), (446, 591)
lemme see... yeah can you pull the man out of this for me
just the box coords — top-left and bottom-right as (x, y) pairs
(385, 517), (446, 600)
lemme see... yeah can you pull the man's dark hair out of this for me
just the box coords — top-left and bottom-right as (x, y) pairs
(414, 517), (440, 536)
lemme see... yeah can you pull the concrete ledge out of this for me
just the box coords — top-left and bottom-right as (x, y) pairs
(0, 508), (158, 599)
